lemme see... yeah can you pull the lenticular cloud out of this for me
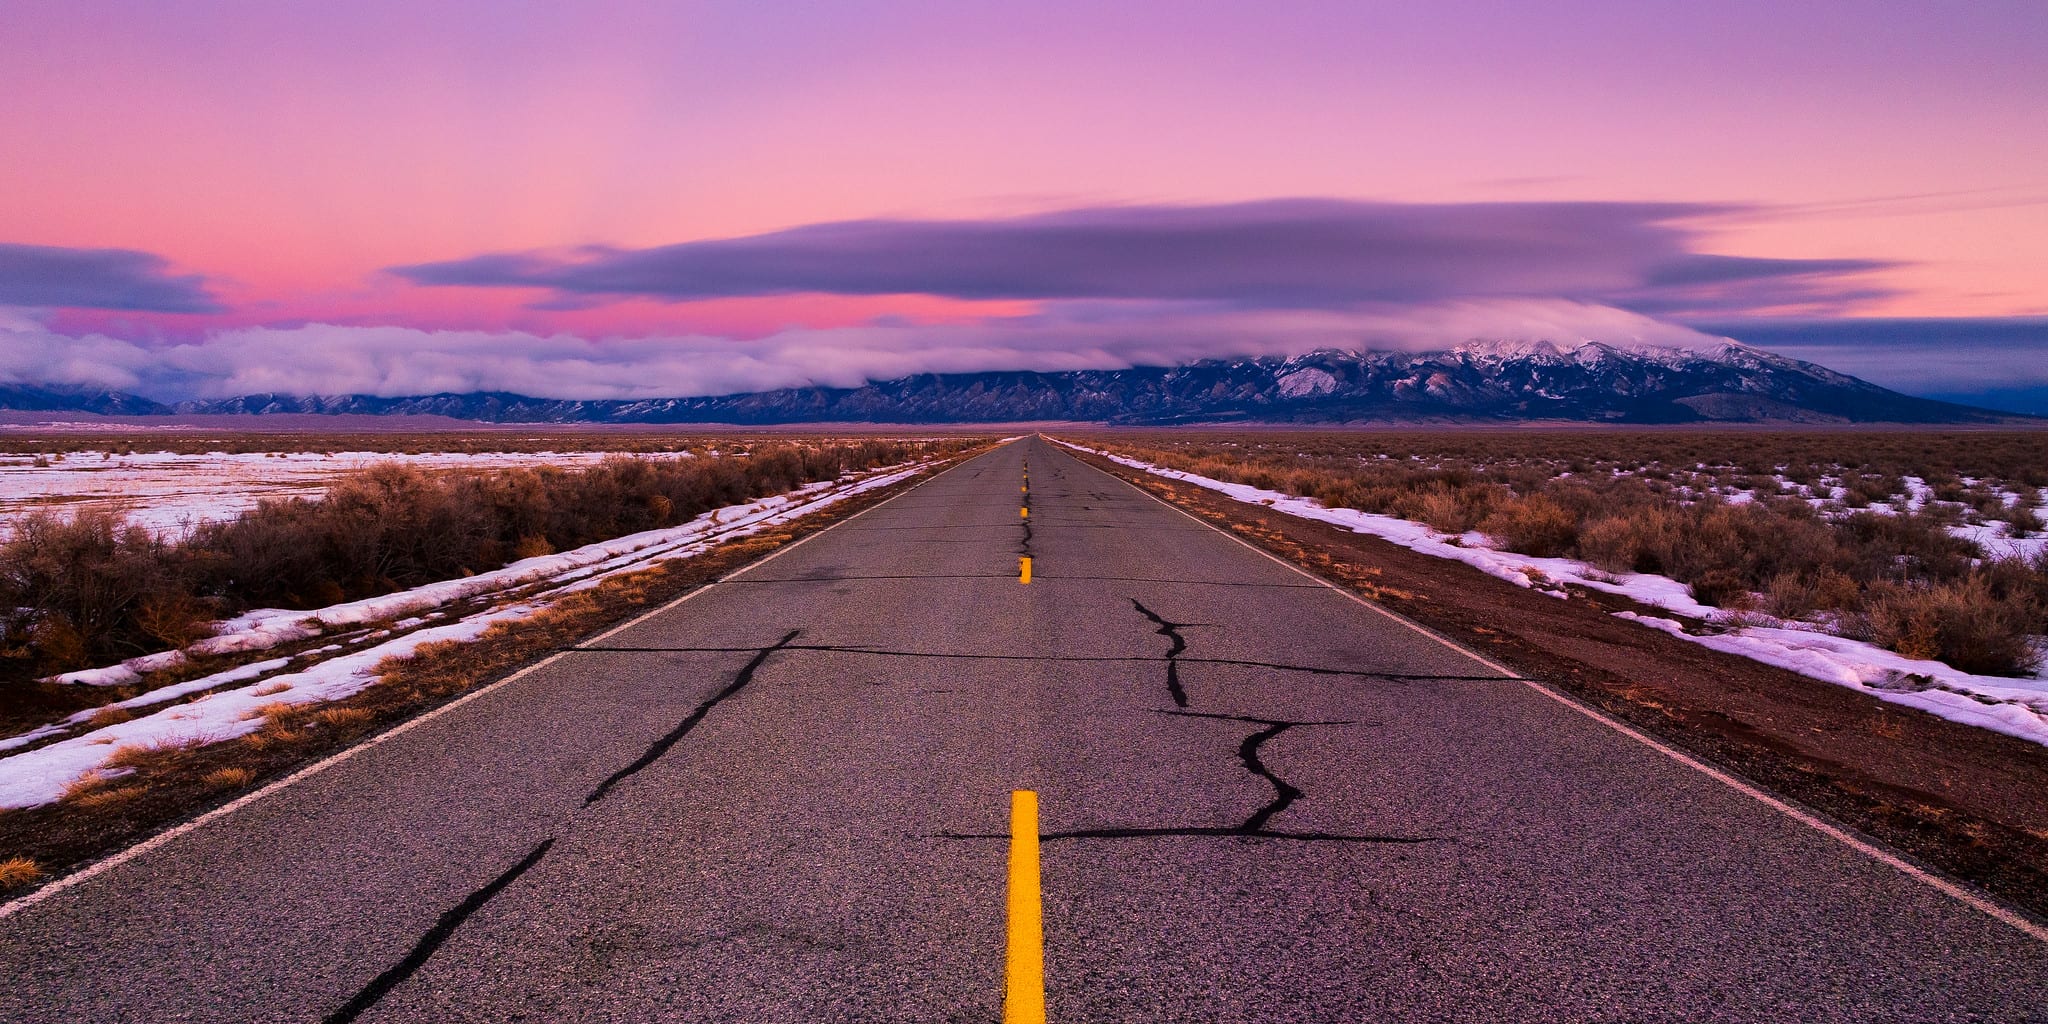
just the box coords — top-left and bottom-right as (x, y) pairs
(391, 199), (1889, 317)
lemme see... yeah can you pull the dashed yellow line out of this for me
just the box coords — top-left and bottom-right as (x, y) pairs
(1019, 556), (1032, 584)
(1006, 790), (1046, 1024)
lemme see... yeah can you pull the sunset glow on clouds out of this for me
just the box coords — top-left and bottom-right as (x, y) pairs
(1, 2), (2044, 407)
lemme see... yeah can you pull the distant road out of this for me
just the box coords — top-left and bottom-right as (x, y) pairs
(2, 437), (2041, 1021)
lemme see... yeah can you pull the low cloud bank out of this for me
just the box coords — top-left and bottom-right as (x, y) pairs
(1, 299), (1727, 402)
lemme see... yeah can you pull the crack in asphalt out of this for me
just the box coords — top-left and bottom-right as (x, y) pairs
(1158, 709), (1352, 833)
(1131, 598), (1200, 707)
(559, 643), (1517, 682)
(324, 630), (808, 1021)
(935, 711), (1436, 845)
(717, 573), (1321, 589)
(584, 629), (802, 807)
(323, 838), (556, 1024)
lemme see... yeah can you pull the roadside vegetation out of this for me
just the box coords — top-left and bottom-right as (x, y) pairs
(0, 439), (959, 694)
(0, 428), (944, 457)
(0, 506), (879, 891)
(1079, 430), (2048, 676)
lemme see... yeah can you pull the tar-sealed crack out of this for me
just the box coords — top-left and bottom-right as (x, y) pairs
(561, 645), (1518, 684)
(323, 839), (556, 1024)
(1131, 598), (1197, 707)
(584, 629), (802, 807)
(324, 630), (802, 1022)
(938, 710), (1436, 845)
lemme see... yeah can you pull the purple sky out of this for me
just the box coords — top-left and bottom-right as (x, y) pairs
(1, 1), (2044, 408)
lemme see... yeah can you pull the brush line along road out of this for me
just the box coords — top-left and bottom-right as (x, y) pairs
(1, 437), (2042, 1021)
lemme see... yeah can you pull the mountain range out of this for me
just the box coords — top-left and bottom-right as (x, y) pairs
(0, 341), (2021, 425)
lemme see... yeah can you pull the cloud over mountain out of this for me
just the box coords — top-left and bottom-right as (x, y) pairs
(0, 298), (1725, 403)
(391, 199), (1890, 318)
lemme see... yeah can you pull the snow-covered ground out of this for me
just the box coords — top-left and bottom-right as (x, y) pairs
(0, 459), (931, 809)
(0, 449), (639, 538)
(1056, 441), (2048, 748)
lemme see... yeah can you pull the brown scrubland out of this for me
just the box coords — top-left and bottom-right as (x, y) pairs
(0, 439), (964, 691)
(1078, 430), (2048, 676)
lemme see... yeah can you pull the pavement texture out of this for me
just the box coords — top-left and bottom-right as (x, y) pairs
(1, 436), (2043, 1022)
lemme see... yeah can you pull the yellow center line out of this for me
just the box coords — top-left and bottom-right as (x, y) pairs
(1019, 556), (1032, 584)
(1006, 790), (1046, 1024)
(1020, 506), (1029, 518)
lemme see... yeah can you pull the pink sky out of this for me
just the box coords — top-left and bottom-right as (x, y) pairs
(2, 1), (2043, 339)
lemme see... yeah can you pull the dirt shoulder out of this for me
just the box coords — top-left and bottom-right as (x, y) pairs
(0, 459), (958, 899)
(1069, 447), (2048, 923)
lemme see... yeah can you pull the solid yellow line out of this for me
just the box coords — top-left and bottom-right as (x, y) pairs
(1019, 556), (1032, 584)
(1006, 790), (1046, 1024)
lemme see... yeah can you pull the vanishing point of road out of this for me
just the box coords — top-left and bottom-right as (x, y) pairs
(2, 437), (2042, 1021)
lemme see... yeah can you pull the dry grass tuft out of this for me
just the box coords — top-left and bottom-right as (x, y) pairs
(103, 742), (176, 770)
(251, 682), (292, 696)
(312, 707), (373, 730)
(241, 722), (302, 751)
(86, 704), (138, 728)
(62, 772), (146, 808)
(0, 856), (41, 890)
(242, 701), (297, 724)
(202, 766), (254, 788)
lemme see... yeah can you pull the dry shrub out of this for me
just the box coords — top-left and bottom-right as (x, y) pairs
(1690, 568), (1758, 610)
(0, 438), (950, 687)
(134, 592), (212, 649)
(202, 766), (254, 788)
(1409, 487), (1473, 533)
(1576, 511), (1682, 575)
(1765, 572), (1818, 619)
(1479, 496), (1578, 558)
(1865, 578), (2041, 676)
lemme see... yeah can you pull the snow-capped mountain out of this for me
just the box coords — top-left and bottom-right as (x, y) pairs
(2, 342), (2019, 424)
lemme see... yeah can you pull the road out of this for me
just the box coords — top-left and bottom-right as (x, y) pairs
(2, 436), (2042, 1022)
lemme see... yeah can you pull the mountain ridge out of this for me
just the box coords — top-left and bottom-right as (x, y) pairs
(0, 343), (2024, 425)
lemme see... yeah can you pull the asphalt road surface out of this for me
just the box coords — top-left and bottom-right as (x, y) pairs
(3, 436), (2043, 1022)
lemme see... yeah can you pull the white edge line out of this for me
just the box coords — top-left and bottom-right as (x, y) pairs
(0, 445), (999, 921)
(1049, 436), (2048, 944)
